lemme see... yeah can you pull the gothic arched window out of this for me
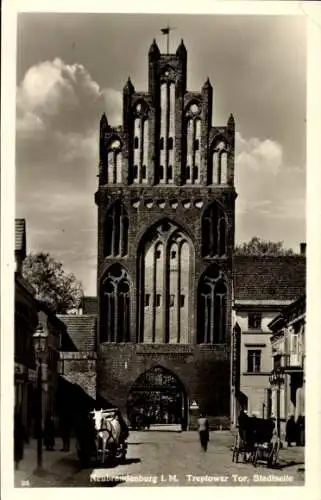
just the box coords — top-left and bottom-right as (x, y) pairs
(183, 103), (201, 184)
(197, 267), (227, 344)
(202, 203), (227, 257)
(107, 139), (122, 184)
(138, 220), (193, 344)
(159, 81), (175, 184)
(132, 101), (149, 184)
(209, 139), (228, 185)
(104, 201), (128, 257)
(101, 265), (130, 342)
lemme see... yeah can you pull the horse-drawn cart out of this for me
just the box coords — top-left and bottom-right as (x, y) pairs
(232, 417), (281, 467)
(76, 408), (129, 467)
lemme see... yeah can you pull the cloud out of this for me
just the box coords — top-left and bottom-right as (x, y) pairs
(236, 132), (283, 176)
(16, 59), (305, 293)
(17, 58), (122, 134)
(235, 132), (306, 249)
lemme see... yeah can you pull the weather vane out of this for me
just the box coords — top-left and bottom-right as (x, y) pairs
(160, 24), (176, 54)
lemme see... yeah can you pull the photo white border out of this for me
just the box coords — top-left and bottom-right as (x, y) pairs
(2, 1), (321, 499)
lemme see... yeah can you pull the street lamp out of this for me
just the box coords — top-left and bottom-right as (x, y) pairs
(269, 367), (285, 439)
(33, 324), (48, 474)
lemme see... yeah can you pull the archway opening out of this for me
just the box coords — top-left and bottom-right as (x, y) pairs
(127, 366), (187, 428)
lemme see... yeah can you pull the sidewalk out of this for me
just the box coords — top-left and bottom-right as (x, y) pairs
(14, 438), (81, 487)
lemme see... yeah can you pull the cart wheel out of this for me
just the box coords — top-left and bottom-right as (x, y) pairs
(253, 450), (258, 467)
(271, 440), (280, 466)
(232, 436), (238, 463)
(232, 448), (239, 463)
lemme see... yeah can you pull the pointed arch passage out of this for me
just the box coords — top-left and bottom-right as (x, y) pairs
(197, 269), (228, 344)
(100, 264), (130, 343)
(202, 203), (227, 257)
(127, 366), (188, 428)
(138, 219), (193, 344)
(104, 201), (129, 257)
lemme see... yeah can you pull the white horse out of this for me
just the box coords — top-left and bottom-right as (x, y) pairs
(91, 409), (121, 464)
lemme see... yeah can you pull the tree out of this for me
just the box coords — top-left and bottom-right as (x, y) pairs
(235, 237), (295, 256)
(22, 252), (83, 314)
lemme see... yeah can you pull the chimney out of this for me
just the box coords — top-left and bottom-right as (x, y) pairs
(300, 242), (306, 256)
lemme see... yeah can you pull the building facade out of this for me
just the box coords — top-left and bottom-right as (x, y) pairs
(231, 255), (306, 425)
(95, 40), (236, 428)
(15, 219), (65, 438)
(268, 295), (305, 438)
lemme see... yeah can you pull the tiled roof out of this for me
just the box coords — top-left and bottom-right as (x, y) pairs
(234, 256), (306, 302)
(58, 315), (97, 352)
(15, 219), (26, 253)
(82, 296), (98, 315)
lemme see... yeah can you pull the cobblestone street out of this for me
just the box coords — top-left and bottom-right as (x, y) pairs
(16, 431), (304, 488)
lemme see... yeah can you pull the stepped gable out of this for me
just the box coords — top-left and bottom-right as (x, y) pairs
(234, 255), (306, 301)
(58, 315), (97, 352)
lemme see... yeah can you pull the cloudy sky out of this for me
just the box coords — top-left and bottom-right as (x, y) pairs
(16, 13), (306, 296)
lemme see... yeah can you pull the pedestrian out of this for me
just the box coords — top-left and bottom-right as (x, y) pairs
(44, 413), (55, 451)
(60, 414), (71, 452)
(238, 408), (248, 441)
(14, 410), (25, 470)
(197, 412), (209, 452)
(296, 415), (305, 446)
(285, 415), (296, 447)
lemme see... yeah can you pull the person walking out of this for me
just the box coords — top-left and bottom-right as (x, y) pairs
(296, 415), (305, 446)
(285, 415), (296, 447)
(44, 413), (55, 451)
(238, 408), (248, 441)
(60, 414), (71, 452)
(14, 410), (25, 470)
(197, 413), (209, 451)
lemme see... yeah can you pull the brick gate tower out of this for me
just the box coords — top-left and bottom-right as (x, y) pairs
(95, 39), (237, 429)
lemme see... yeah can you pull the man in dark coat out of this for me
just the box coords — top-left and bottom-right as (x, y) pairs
(197, 413), (209, 451)
(14, 411), (25, 470)
(285, 415), (296, 447)
(44, 413), (55, 451)
(238, 409), (249, 441)
(60, 414), (72, 452)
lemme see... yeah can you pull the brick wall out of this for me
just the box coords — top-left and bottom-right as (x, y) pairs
(60, 352), (97, 400)
(97, 343), (230, 429)
(96, 186), (236, 345)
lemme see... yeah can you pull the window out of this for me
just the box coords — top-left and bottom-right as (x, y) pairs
(156, 294), (161, 307)
(134, 137), (139, 149)
(194, 139), (199, 151)
(167, 137), (173, 150)
(291, 333), (299, 354)
(201, 203), (226, 257)
(171, 250), (177, 259)
(142, 165), (147, 179)
(273, 354), (282, 370)
(248, 313), (262, 330)
(180, 295), (185, 307)
(168, 165), (173, 180)
(197, 274), (227, 344)
(133, 165), (138, 179)
(145, 294), (150, 307)
(101, 264), (130, 343)
(247, 350), (261, 373)
(160, 137), (164, 150)
(156, 250), (161, 259)
(169, 295), (175, 307)
(193, 166), (198, 180)
(104, 201), (128, 257)
(159, 165), (164, 180)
